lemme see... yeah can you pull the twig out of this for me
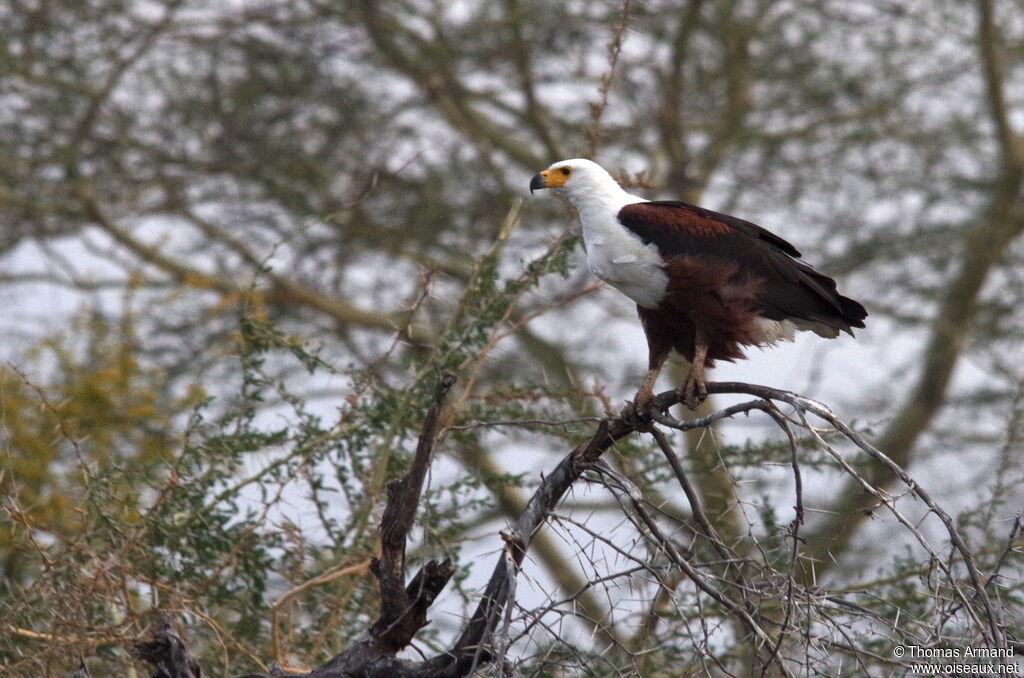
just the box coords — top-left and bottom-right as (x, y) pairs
(647, 426), (733, 563)
(758, 405), (803, 677)
(584, 461), (791, 677)
(5, 625), (129, 647)
(585, 0), (634, 158)
(270, 559), (372, 668)
(305, 375), (458, 678)
(441, 416), (602, 434)
(689, 382), (1004, 649)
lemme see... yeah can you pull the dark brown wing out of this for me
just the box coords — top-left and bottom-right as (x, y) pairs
(618, 201), (867, 333)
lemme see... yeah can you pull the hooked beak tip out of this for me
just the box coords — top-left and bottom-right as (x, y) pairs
(529, 173), (547, 195)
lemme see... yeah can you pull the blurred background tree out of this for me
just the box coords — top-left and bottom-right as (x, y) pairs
(1, 0), (1022, 675)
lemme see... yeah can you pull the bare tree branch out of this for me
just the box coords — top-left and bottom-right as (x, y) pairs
(977, 0), (1023, 170)
(585, 0), (634, 158)
(132, 622), (202, 678)
(73, 186), (431, 344)
(372, 373), (457, 649)
(699, 382), (1007, 649)
(306, 374), (457, 677)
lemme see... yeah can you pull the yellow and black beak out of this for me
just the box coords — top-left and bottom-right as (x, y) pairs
(529, 167), (570, 194)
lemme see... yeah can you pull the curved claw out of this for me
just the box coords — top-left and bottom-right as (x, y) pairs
(620, 386), (656, 424)
(680, 373), (708, 410)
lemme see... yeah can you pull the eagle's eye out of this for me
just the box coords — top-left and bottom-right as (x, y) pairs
(560, 167), (571, 176)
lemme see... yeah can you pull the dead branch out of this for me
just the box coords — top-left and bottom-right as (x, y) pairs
(648, 426), (732, 562)
(305, 374), (458, 677)
(372, 372), (457, 648)
(585, 0), (634, 158)
(132, 622), (203, 678)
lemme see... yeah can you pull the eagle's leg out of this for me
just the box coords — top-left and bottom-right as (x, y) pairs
(635, 354), (668, 409)
(681, 329), (709, 410)
(622, 345), (669, 421)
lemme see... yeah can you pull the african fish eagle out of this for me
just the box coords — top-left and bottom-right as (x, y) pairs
(530, 158), (867, 410)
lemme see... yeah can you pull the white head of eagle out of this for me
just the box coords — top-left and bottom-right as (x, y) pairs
(530, 158), (867, 411)
(529, 158), (633, 205)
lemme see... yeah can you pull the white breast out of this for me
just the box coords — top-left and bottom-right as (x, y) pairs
(578, 199), (668, 309)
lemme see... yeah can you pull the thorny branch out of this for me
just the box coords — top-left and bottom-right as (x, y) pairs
(120, 379), (1008, 678)
(585, 0), (634, 158)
